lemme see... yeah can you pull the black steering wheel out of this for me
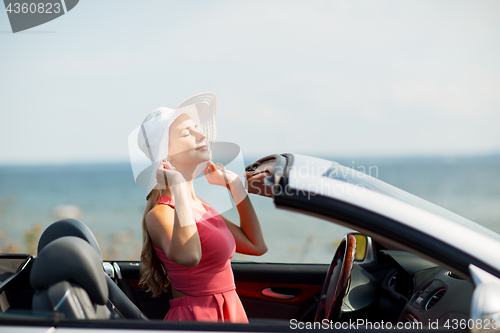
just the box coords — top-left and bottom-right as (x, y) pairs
(314, 234), (356, 322)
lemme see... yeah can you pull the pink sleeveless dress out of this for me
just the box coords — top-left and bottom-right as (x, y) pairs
(152, 195), (248, 323)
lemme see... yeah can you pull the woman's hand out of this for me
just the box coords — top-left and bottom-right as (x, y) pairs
(156, 161), (185, 187)
(203, 162), (266, 256)
(203, 161), (238, 188)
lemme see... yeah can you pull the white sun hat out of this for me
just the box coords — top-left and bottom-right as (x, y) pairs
(134, 92), (217, 197)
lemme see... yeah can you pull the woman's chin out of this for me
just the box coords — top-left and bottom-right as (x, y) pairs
(195, 149), (211, 161)
(183, 154), (210, 166)
(171, 151), (210, 168)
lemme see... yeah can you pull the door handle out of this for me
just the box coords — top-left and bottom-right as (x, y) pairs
(261, 287), (296, 300)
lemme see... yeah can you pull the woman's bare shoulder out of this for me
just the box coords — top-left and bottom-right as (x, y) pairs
(146, 204), (175, 228)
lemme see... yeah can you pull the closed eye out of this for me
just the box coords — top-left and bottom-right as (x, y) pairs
(180, 124), (198, 137)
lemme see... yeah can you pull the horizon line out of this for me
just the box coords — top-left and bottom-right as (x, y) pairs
(1, 151), (499, 167)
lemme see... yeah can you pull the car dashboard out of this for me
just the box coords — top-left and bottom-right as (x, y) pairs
(344, 249), (474, 327)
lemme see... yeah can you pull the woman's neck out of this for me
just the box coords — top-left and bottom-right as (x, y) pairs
(165, 163), (199, 202)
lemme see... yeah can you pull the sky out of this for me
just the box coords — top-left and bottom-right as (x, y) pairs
(1, 0), (499, 165)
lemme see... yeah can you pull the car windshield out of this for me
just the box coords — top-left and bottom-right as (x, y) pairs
(322, 159), (500, 243)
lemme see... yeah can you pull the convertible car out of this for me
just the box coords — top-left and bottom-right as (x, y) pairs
(1, 153), (500, 332)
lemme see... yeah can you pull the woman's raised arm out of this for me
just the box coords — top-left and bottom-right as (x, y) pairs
(204, 161), (268, 256)
(146, 163), (202, 267)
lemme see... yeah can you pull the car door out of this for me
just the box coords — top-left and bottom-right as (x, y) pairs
(110, 260), (327, 322)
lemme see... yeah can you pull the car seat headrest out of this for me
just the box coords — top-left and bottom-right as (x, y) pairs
(37, 219), (103, 261)
(30, 236), (108, 305)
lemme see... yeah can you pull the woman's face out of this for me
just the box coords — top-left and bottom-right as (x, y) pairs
(168, 113), (210, 166)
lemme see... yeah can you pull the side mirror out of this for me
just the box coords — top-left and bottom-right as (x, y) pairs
(244, 158), (276, 198)
(470, 283), (500, 333)
(351, 233), (374, 264)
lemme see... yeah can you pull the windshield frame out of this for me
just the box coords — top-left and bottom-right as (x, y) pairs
(261, 153), (500, 278)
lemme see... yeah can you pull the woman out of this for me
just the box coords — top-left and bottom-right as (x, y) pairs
(137, 93), (267, 323)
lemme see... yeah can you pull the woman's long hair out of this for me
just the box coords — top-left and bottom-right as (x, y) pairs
(139, 186), (170, 297)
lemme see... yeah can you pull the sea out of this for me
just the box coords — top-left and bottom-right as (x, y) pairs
(1, 155), (499, 264)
